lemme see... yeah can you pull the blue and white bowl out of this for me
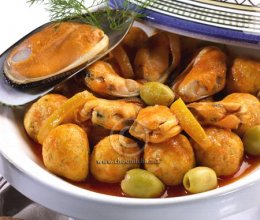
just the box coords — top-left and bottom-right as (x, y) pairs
(111, 0), (260, 48)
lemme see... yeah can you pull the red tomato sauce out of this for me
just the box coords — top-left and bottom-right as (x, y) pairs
(30, 142), (260, 198)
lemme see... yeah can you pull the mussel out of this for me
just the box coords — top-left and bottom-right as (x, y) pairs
(109, 27), (148, 79)
(134, 31), (181, 83)
(188, 93), (260, 136)
(0, 9), (134, 106)
(78, 97), (142, 130)
(109, 44), (135, 79)
(129, 105), (182, 143)
(85, 61), (142, 97)
(172, 46), (227, 103)
(4, 21), (109, 86)
(121, 26), (149, 58)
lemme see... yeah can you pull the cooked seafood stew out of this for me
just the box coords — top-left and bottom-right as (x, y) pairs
(30, 142), (260, 197)
(21, 23), (260, 198)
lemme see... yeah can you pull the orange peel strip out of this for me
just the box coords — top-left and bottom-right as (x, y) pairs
(37, 90), (96, 144)
(170, 98), (211, 149)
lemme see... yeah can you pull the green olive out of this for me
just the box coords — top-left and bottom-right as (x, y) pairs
(183, 167), (218, 194)
(243, 125), (260, 155)
(140, 82), (175, 106)
(121, 168), (165, 198)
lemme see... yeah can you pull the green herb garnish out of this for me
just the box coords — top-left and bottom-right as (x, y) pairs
(27, 0), (153, 30)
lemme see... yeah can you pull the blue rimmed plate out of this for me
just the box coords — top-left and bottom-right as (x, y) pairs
(111, 0), (260, 48)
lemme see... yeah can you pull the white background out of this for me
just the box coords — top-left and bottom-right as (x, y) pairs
(0, 0), (260, 219)
(0, 1), (48, 53)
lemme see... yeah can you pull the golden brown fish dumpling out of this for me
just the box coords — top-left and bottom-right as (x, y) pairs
(42, 123), (89, 182)
(24, 94), (68, 142)
(193, 127), (244, 176)
(90, 134), (141, 183)
(221, 93), (260, 136)
(227, 57), (260, 96)
(144, 134), (195, 186)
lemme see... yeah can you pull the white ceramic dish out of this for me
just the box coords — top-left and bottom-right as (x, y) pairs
(1, 3), (260, 220)
(1, 106), (260, 220)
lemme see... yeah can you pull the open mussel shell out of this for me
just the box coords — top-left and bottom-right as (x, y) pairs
(0, 11), (134, 106)
(84, 61), (141, 98)
(134, 32), (181, 83)
(3, 21), (109, 88)
(171, 46), (227, 103)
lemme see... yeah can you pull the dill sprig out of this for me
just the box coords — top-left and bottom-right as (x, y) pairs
(27, 0), (153, 30)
